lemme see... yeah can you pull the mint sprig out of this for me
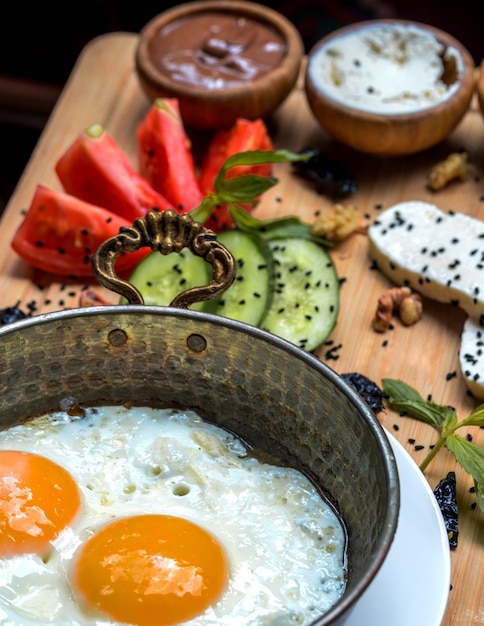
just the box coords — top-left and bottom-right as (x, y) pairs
(189, 149), (330, 245)
(382, 378), (484, 512)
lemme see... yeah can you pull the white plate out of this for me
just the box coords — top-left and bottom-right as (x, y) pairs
(346, 429), (451, 626)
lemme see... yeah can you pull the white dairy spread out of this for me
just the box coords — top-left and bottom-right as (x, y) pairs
(308, 23), (463, 114)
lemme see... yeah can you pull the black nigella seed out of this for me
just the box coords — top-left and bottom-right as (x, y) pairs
(324, 344), (342, 361)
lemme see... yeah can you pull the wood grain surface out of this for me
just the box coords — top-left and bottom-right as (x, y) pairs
(1, 32), (483, 625)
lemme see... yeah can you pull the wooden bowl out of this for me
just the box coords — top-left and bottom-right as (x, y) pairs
(304, 20), (475, 156)
(477, 59), (484, 119)
(135, 0), (304, 130)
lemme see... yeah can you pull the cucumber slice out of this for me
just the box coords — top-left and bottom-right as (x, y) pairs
(260, 238), (340, 351)
(122, 249), (211, 311)
(208, 229), (273, 326)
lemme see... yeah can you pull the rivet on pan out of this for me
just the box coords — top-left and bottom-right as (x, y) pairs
(187, 334), (206, 353)
(108, 328), (128, 347)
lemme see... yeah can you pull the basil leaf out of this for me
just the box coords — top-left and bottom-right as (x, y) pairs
(459, 404), (484, 428)
(217, 175), (278, 203)
(446, 434), (484, 512)
(381, 378), (453, 427)
(190, 149), (313, 224)
(214, 148), (310, 192)
(222, 148), (310, 171)
(382, 378), (424, 402)
(229, 205), (332, 246)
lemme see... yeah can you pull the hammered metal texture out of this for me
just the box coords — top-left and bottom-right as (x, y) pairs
(0, 306), (398, 626)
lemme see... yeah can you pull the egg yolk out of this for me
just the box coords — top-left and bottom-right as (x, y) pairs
(71, 514), (228, 626)
(0, 449), (81, 557)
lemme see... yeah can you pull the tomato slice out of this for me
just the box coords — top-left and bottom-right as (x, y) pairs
(55, 124), (173, 223)
(137, 98), (203, 213)
(198, 118), (274, 230)
(11, 185), (149, 276)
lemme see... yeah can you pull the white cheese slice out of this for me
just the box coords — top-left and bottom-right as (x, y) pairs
(368, 200), (484, 399)
(459, 317), (484, 399)
(368, 200), (484, 320)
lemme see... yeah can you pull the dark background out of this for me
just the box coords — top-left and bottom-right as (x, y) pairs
(1, 0), (483, 212)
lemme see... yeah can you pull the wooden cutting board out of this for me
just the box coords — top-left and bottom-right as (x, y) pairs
(1, 32), (483, 624)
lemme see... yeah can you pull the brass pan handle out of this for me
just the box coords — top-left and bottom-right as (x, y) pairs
(91, 209), (236, 308)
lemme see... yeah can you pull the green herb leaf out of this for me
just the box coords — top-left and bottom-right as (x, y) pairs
(217, 175), (278, 204)
(229, 205), (332, 246)
(213, 149), (311, 193)
(189, 149), (313, 226)
(446, 434), (484, 512)
(382, 378), (484, 514)
(459, 404), (484, 428)
(381, 378), (456, 428)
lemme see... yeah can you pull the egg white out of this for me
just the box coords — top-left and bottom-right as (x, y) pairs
(0, 406), (347, 625)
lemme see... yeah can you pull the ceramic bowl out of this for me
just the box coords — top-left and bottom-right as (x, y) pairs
(304, 20), (475, 156)
(135, 0), (304, 129)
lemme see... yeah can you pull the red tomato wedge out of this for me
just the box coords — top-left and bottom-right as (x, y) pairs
(55, 124), (173, 223)
(137, 99), (203, 212)
(198, 118), (274, 230)
(11, 185), (149, 276)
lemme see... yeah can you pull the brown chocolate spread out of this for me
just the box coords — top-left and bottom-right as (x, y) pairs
(149, 12), (287, 89)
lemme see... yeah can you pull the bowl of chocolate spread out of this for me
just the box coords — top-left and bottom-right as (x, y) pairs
(135, 0), (304, 129)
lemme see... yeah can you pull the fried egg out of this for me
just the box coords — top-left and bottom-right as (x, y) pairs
(0, 406), (347, 625)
